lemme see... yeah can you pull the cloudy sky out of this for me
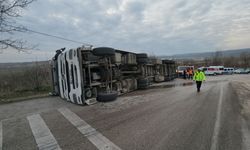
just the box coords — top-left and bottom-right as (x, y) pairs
(1, 0), (250, 62)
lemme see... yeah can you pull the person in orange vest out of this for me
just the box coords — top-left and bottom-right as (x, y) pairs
(189, 69), (193, 80)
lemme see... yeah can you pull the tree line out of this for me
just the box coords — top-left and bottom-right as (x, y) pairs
(178, 51), (250, 68)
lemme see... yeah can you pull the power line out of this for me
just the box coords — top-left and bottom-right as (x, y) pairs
(27, 29), (93, 46)
(4, 24), (93, 46)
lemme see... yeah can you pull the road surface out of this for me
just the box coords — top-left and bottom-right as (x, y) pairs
(0, 75), (250, 150)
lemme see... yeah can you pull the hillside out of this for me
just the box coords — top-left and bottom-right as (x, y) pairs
(162, 48), (250, 60)
(0, 61), (50, 70)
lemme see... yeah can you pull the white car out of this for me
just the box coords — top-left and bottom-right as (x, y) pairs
(234, 68), (248, 74)
(245, 68), (250, 73)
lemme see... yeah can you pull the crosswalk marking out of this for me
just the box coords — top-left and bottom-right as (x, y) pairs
(58, 107), (121, 150)
(0, 121), (2, 150)
(27, 114), (61, 150)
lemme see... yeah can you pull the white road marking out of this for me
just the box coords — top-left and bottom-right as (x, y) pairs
(210, 84), (224, 150)
(58, 107), (121, 150)
(27, 114), (61, 150)
(0, 121), (2, 150)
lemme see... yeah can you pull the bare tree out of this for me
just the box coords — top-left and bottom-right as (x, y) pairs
(204, 58), (212, 66)
(223, 56), (236, 68)
(240, 52), (250, 69)
(0, 0), (35, 52)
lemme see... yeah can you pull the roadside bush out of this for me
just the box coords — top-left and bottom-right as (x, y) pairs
(0, 62), (52, 100)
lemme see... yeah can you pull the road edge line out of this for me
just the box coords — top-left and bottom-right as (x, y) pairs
(210, 83), (224, 150)
(241, 117), (250, 150)
(0, 121), (2, 150)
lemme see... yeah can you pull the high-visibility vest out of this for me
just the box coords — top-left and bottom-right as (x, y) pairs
(193, 71), (206, 81)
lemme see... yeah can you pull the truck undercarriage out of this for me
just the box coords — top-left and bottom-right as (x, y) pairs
(51, 46), (176, 105)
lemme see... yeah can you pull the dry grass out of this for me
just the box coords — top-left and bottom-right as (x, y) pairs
(0, 62), (52, 103)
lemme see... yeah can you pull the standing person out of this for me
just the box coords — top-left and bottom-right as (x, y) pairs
(189, 69), (193, 79)
(186, 69), (190, 79)
(193, 68), (206, 92)
(183, 69), (187, 79)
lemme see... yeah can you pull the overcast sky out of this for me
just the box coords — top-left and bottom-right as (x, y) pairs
(1, 0), (250, 62)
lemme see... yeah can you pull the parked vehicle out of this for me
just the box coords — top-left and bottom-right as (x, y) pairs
(223, 68), (234, 75)
(203, 66), (224, 75)
(234, 68), (249, 74)
(245, 68), (250, 73)
(51, 46), (176, 105)
(209, 66), (224, 75)
(203, 67), (218, 76)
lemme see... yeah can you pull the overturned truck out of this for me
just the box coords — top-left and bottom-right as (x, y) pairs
(51, 46), (176, 105)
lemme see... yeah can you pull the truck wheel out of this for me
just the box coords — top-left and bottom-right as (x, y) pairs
(93, 47), (115, 56)
(97, 91), (118, 102)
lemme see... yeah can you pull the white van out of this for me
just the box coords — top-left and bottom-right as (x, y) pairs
(202, 66), (224, 75)
(203, 67), (218, 75)
(207, 66), (224, 75)
(223, 68), (234, 75)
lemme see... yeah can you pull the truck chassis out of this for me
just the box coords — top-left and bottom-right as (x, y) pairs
(51, 46), (176, 105)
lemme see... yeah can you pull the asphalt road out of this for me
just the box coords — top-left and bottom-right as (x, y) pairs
(0, 75), (249, 150)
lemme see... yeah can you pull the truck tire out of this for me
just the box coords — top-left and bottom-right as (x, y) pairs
(93, 47), (115, 56)
(97, 91), (118, 102)
(136, 53), (148, 58)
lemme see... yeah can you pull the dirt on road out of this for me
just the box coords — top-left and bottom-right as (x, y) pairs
(231, 75), (250, 123)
